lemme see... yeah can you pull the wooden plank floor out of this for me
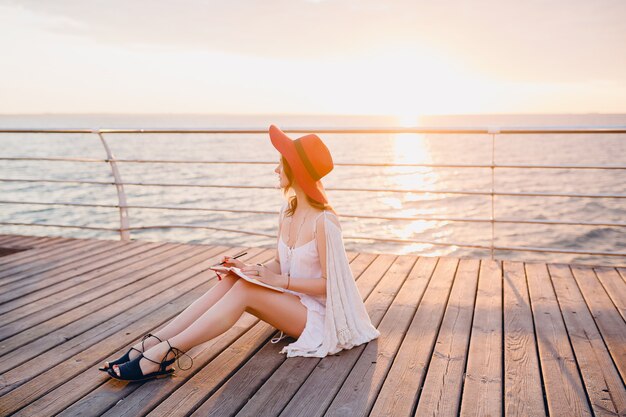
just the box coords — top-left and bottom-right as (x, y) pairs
(0, 233), (624, 417)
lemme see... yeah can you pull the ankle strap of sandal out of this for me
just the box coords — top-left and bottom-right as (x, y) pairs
(165, 340), (194, 371)
(140, 333), (163, 352)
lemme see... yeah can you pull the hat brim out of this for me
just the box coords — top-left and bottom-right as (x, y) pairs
(269, 125), (329, 204)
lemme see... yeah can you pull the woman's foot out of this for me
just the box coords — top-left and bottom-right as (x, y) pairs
(102, 333), (162, 370)
(111, 340), (174, 378)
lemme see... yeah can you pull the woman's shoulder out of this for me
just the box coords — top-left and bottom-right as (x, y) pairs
(313, 208), (341, 231)
(278, 202), (290, 221)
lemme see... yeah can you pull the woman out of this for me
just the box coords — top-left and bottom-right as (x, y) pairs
(101, 125), (380, 381)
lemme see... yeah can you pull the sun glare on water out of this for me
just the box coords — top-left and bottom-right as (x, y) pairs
(356, 43), (473, 255)
(386, 132), (450, 255)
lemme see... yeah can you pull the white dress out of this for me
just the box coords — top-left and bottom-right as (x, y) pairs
(269, 212), (327, 353)
(270, 206), (380, 357)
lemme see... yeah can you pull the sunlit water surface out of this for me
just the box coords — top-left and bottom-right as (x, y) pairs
(1, 113), (624, 266)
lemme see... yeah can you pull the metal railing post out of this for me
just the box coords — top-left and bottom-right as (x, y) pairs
(96, 131), (130, 240)
(488, 128), (499, 260)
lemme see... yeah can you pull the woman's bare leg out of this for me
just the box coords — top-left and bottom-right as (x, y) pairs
(112, 279), (307, 376)
(151, 272), (240, 340)
(105, 272), (239, 367)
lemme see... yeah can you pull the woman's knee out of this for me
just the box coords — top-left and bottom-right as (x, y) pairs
(229, 279), (256, 304)
(197, 272), (238, 301)
(218, 272), (239, 287)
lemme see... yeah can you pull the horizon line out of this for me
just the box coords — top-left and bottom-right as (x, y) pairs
(1, 111), (625, 117)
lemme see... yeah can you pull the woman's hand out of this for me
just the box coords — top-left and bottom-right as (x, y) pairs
(241, 264), (286, 288)
(221, 255), (247, 269)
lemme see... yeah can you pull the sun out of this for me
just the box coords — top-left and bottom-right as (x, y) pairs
(328, 43), (493, 117)
(395, 112), (420, 127)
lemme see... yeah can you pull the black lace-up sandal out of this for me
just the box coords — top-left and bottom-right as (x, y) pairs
(98, 333), (163, 372)
(106, 340), (194, 382)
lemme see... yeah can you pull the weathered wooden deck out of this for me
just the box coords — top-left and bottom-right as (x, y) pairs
(0, 234), (624, 417)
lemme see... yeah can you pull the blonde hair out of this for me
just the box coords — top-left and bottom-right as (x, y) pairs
(281, 155), (333, 217)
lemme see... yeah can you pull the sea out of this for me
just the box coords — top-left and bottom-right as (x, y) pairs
(1, 113), (625, 267)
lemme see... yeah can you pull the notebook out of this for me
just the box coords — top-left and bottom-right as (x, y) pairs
(209, 266), (285, 293)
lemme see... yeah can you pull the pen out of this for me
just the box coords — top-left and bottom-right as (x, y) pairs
(211, 251), (247, 281)
(221, 251), (247, 265)
(211, 251), (247, 268)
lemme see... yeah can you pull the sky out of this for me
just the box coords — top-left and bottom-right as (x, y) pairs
(1, 0), (625, 116)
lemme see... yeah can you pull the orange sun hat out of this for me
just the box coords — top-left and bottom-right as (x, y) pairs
(269, 124), (334, 204)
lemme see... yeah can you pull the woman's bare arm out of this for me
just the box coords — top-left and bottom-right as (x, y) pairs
(281, 275), (326, 296)
(262, 254), (281, 275)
